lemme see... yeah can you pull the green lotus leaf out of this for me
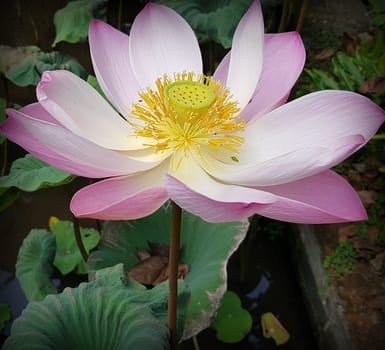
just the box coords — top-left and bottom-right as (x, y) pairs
(211, 291), (252, 343)
(0, 303), (11, 332)
(5, 51), (87, 86)
(0, 154), (75, 191)
(51, 219), (100, 275)
(154, 0), (252, 48)
(3, 264), (189, 349)
(52, 0), (107, 47)
(15, 229), (57, 301)
(88, 206), (248, 339)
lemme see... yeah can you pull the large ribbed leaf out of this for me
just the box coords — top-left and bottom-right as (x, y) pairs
(88, 206), (248, 339)
(3, 264), (189, 350)
(15, 229), (57, 301)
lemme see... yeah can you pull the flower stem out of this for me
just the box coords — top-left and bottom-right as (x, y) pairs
(72, 215), (89, 262)
(168, 201), (182, 350)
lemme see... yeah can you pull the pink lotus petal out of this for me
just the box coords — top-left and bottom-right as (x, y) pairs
(71, 164), (169, 220)
(37, 70), (148, 150)
(89, 20), (141, 117)
(257, 170), (367, 223)
(205, 90), (385, 186)
(214, 32), (305, 120)
(167, 168), (366, 224)
(166, 159), (275, 222)
(129, 2), (202, 89)
(3, 107), (159, 178)
(240, 32), (306, 122)
(203, 134), (364, 186)
(225, 0), (264, 111)
(213, 51), (230, 85)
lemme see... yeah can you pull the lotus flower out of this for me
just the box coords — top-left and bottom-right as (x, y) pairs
(2, 1), (384, 224)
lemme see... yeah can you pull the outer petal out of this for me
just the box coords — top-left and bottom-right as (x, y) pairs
(89, 20), (141, 117)
(166, 158), (275, 222)
(225, 0), (264, 111)
(240, 32), (305, 122)
(204, 90), (385, 186)
(70, 163), (169, 220)
(129, 3), (202, 89)
(3, 106), (159, 178)
(37, 70), (148, 150)
(256, 170), (367, 223)
(214, 32), (305, 121)
(167, 166), (367, 223)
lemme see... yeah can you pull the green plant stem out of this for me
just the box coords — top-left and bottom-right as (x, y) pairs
(117, 0), (123, 31)
(295, 0), (309, 33)
(72, 215), (89, 262)
(168, 201), (182, 350)
(372, 133), (385, 140)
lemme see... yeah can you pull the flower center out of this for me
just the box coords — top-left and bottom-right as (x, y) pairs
(129, 72), (245, 167)
(165, 80), (215, 113)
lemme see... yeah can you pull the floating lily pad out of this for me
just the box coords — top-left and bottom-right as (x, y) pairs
(88, 206), (248, 339)
(154, 0), (253, 48)
(51, 218), (100, 275)
(15, 229), (57, 301)
(211, 291), (252, 343)
(3, 264), (189, 349)
(0, 154), (75, 191)
(5, 51), (87, 86)
(53, 0), (107, 47)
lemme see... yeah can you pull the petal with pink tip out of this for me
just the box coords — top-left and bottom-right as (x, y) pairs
(256, 170), (367, 223)
(240, 32), (305, 122)
(37, 70), (149, 150)
(214, 32), (305, 120)
(89, 20), (141, 117)
(70, 163), (169, 220)
(3, 107), (160, 178)
(167, 165), (366, 223)
(205, 90), (385, 186)
(166, 158), (275, 222)
(129, 3), (202, 89)
(225, 0), (264, 111)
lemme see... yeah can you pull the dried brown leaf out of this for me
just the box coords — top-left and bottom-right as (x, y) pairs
(358, 77), (385, 94)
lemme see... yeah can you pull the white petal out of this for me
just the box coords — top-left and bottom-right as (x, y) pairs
(129, 3), (202, 89)
(225, 0), (264, 111)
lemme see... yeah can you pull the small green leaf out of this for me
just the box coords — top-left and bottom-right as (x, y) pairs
(154, 0), (253, 48)
(0, 187), (19, 212)
(211, 291), (252, 343)
(0, 303), (11, 332)
(52, 0), (107, 47)
(0, 154), (75, 191)
(51, 219), (100, 275)
(5, 51), (87, 86)
(88, 206), (248, 339)
(4, 264), (189, 349)
(16, 229), (57, 301)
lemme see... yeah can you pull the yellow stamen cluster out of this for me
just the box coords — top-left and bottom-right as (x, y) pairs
(129, 72), (245, 165)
